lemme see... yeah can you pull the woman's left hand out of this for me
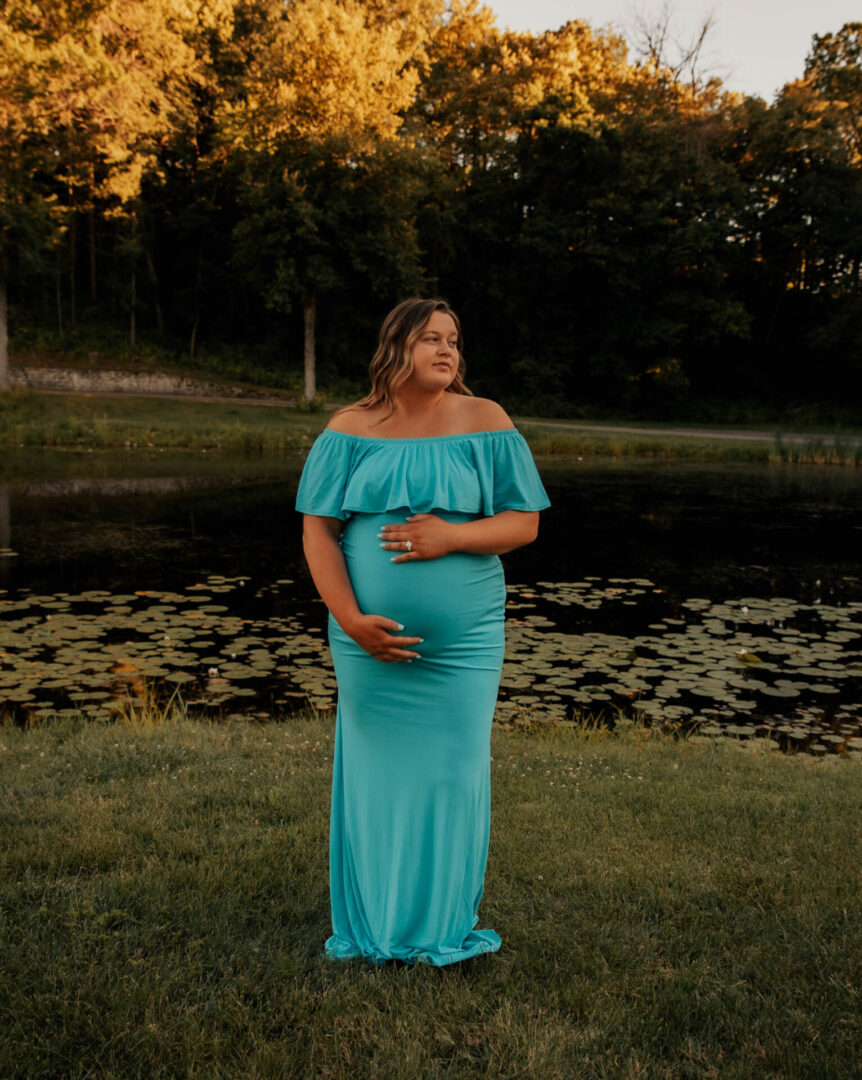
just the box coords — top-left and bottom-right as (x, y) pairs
(378, 514), (457, 563)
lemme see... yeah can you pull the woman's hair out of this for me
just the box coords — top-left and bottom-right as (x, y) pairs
(345, 298), (472, 424)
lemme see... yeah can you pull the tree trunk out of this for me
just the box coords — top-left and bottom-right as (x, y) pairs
(303, 288), (316, 403)
(129, 210), (138, 347)
(143, 243), (164, 337)
(56, 267), (64, 340)
(130, 268), (136, 347)
(189, 251), (202, 359)
(68, 213), (76, 330)
(89, 210), (97, 303)
(0, 274), (8, 392)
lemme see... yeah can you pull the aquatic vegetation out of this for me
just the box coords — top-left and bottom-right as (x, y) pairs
(0, 574), (337, 724)
(498, 579), (862, 755)
(1, 573), (859, 756)
(771, 432), (862, 467)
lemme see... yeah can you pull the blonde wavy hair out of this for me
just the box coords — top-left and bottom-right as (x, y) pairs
(337, 298), (472, 425)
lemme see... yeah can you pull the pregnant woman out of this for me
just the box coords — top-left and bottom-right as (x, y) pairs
(295, 298), (550, 966)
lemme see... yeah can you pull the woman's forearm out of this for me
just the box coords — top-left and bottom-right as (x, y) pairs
(447, 510), (539, 556)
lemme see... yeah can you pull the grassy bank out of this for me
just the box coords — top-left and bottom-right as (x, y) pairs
(518, 423), (771, 462)
(2, 389), (862, 464)
(519, 423), (862, 465)
(0, 389), (323, 452)
(2, 710), (859, 1079)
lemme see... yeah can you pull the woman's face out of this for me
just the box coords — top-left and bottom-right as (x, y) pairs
(408, 310), (459, 391)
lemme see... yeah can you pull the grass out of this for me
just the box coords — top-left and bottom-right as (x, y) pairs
(0, 389), (324, 452)
(772, 432), (862, 467)
(2, 707), (860, 1079)
(519, 423), (862, 465)
(2, 389), (861, 465)
(517, 424), (772, 462)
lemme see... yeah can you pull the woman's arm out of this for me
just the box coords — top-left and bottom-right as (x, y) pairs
(444, 511), (539, 555)
(379, 510), (539, 561)
(302, 515), (423, 661)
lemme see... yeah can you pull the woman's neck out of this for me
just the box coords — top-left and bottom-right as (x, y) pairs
(391, 384), (450, 420)
(365, 387), (460, 437)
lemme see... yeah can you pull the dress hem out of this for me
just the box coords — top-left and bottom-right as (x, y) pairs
(323, 930), (502, 967)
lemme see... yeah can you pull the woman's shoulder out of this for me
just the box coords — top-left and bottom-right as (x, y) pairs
(458, 396), (516, 433)
(323, 396), (515, 436)
(324, 405), (377, 435)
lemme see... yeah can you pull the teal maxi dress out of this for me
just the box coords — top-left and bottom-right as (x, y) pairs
(295, 427), (550, 965)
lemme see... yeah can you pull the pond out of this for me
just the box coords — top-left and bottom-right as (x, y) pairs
(1, 448), (860, 755)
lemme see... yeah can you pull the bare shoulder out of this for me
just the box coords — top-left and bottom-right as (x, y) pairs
(460, 396), (515, 432)
(325, 406), (377, 435)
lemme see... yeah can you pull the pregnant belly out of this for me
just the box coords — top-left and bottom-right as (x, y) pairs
(336, 510), (506, 656)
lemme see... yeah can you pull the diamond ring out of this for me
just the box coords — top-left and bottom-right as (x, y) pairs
(404, 540), (413, 551)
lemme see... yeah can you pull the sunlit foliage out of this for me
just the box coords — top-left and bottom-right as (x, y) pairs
(2, 2), (861, 414)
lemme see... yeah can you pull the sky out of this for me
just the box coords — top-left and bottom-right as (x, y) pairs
(487, 0), (860, 101)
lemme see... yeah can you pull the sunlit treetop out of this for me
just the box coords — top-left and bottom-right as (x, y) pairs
(217, 0), (445, 154)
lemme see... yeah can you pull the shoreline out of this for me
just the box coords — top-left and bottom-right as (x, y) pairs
(2, 385), (861, 464)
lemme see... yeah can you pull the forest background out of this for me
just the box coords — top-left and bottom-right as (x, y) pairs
(2, 0), (862, 422)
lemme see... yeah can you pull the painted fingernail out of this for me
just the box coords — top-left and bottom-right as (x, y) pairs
(417, 638), (424, 643)
(390, 556), (398, 562)
(379, 543), (387, 549)
(397, 623), (404, 630)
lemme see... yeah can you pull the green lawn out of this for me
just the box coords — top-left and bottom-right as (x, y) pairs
(516, 422), (771, 462)
(2, 712), (859, 1079)
(0, 390), (323, 452)
(2, 389), (861, 463)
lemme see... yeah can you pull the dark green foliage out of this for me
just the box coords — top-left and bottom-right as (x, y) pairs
(6, 12), (862, 421)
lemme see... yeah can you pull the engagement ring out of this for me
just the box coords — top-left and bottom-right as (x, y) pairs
(405, 540), (413, 551)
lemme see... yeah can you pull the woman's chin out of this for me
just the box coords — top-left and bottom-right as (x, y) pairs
(404, 374), (456, 393)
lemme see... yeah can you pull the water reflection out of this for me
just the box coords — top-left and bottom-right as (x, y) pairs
(0, 482), (10, 590)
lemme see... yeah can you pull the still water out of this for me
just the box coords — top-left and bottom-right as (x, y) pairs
(1, 449), (860, 754)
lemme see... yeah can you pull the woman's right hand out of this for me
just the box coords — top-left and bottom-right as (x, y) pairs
(343, 613), (422, 662)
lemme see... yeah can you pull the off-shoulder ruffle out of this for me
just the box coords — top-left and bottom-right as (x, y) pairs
(294, 427), (550, 519)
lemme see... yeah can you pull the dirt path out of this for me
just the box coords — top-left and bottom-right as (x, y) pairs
(29, 387), (298, 408)
(520, 419), (806, 443)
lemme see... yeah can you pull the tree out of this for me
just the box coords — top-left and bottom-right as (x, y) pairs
(626, 0), (723, 96)
(232, 140), (428, 392)
(0, 8), (65, 389)
(219, 0), (443, 401)
(805, 22), (862, 162)
(0, 0), (222, 374)
(411, 2), (629, 169)
(725, 77), (862, 401)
